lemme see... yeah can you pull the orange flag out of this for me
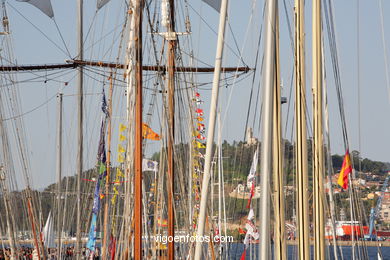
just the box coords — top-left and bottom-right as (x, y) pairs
(142, 123), (161, 140)
(337, 150), (353, 189)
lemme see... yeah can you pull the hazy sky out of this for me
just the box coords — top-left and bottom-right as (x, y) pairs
(3, 0), (390, 189)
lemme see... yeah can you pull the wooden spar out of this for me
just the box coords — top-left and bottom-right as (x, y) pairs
(56, 93), (63, 260)
(134, 0), (144, 258)
(167, 0), (176, 259)
(272, 2), (286, 258)
(102, 74), (113, 259)
(294, 0), (310, 258)
(312, 0), (325, 258)
(0, 60), (250, 73)
(27, 195), (41, 260)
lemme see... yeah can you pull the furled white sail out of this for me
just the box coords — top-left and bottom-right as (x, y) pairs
(202, 0), (221, 12)
(16, 0), (54, 18)
(42, 211), (55, 248)
(97, 0), (110, 10)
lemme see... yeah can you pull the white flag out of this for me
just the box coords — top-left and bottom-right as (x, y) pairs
(247, 208), (255, 221)
(142, 159), (158, 172)
(97, 0), (110, 10)
(247, 148), (258, 189)
(16, 0), (54, 18)
(42, 212), (55, 248)
(202, 0), (221, 12)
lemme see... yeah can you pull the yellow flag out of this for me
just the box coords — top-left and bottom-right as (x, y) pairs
(142, 123), (161, 140)
(118, 144), (125, 154)
(119, 123), (127, 132)
(116, 168), (124, 177)
(118, 154), (125, 163)
(196, 141), (206, 149)
(119, 134), (126, 142)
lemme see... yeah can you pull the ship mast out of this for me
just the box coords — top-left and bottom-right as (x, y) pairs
(56, 93), (63, 260)
(258, 0), (277, 258)
(272, 2), (286, 258)
(294, 0), (310, 258)
(75, 0), (84, 258)
(165, 0), (176, 258)
(194, 0), (229, 258)
(134, 0), (144, 258)
(312, 0), (325, 258)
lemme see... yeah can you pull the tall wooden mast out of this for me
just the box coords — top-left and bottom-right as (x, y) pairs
(312, 0), (325, 259)
(166, 0), (176, 258)
(312, 0), (325, 258)
(272, 3), (286, 258)
(294, 0), (310, 258)
(134, 0), (144, 258)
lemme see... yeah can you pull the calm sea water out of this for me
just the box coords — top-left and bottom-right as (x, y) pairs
(227, 244), (390, 259)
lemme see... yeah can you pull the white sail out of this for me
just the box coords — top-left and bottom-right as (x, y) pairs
(202, 0), (221, 12)
(97, 0), (110, 10)
(16, 0), (54, 18)
(43, 211), (55, 248)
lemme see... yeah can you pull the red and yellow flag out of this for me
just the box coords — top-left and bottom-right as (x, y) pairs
(337, 150), (353, 189)
(142, 123), (161, 140)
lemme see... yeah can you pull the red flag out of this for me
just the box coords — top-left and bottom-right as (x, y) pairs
(240, 249), (246, 260)
(238, 228), (247, 235)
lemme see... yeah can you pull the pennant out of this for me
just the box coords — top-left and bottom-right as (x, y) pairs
(247, 148), (258, 188)
(202, 0), (221, 12)
(238, 227), (247, 235)
(157, 218), (168, 227)
(16, 0), (54, 18)
(196, 141), (206, 149)
(142, 123), (161, 140)
(142, 159), (158, 172)
(118, 144), (125, 154)
(97, 0), (110, 10)
(119, 123), (127, 132)
(87, 214), (98, 252)
(101, 89), (109, 117)
(87, 121), (106, 253)
(195, 92), (200, 97)
(197, 117), (204, 122)
(109, 234), (116, 260)
(197, 123), (205, 131)
(42, 212), (55, 248)
(119, 134), (126, 142)
(195, 108), (204, 116)
(240, 249), (246, 260)
(116, 168), (124, 177)
(337, 150), (353, 189)
(197, 134), (206, 141)
(118, 154), (125, 163)
(246, 182), (255, 209)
